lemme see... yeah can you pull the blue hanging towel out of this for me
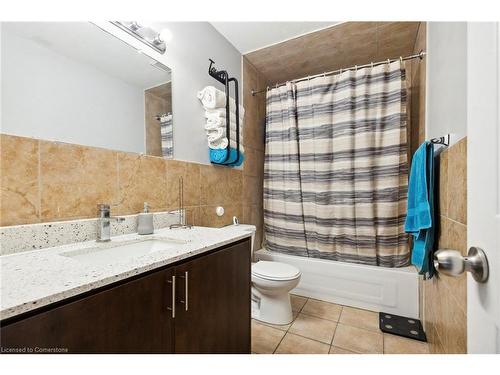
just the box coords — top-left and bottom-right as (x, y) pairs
(404, 141), (435, 277)
(209, 147), (244, 167)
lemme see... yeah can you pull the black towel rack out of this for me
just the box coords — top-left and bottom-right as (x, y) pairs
(207, 59), (241, 165)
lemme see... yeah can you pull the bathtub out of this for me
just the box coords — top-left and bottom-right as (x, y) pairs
(255, 248), (420, 319)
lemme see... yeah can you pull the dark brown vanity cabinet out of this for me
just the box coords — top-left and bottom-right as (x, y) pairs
(0, 239), (251, 354)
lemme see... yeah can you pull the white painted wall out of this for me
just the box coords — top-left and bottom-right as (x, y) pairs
(1, 26), (146, 153)
(426, 22), (468, 143)
(95, 22), (242, 164)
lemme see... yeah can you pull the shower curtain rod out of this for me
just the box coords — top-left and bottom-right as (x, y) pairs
(251, 50), (426, 96)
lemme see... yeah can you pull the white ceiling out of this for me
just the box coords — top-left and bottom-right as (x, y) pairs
(3, 22), (171, 89)
(210, 22), (340, 54)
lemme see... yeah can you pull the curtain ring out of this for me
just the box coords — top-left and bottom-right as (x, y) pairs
(400, 56), (403, 64)
(355, 65), (358, 72)
(387, 58), (390, 65)
(323, 72), (326, 78)
(371, 61), (374, 68)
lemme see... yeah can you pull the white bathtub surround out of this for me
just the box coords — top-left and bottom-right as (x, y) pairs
(0, 226), (252, 320)
(0, 210), (183, 256)
(256, 249), (420, 319)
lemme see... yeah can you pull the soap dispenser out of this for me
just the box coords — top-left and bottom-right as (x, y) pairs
(138, 202), (154, 235)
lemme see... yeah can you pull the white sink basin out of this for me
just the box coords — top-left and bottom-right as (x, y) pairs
(61, 238), (187, 265)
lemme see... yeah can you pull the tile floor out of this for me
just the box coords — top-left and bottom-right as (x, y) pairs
(251, 295), (430, 354)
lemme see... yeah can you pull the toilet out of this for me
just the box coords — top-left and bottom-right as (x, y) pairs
(226, 224), (301, 325)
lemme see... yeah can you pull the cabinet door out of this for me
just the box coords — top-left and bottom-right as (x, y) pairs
(1, 267), (175, 353)
(174, 239), (251, 353)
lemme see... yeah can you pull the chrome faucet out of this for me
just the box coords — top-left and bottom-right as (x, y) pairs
(96, 204), (125, 242)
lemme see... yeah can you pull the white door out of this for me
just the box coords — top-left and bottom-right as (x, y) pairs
(467, 22), (500, 354)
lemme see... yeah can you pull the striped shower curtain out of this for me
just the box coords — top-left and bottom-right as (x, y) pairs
(264, 61), (409, 267)
(160, 114), (173, 159)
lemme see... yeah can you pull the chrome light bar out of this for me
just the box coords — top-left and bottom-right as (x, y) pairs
(111, 21), (166, 54)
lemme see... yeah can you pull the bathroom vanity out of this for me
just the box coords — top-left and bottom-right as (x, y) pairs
(0, 227), (252, 354)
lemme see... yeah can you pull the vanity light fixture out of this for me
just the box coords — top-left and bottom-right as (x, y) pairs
(111, 21), (167, 54)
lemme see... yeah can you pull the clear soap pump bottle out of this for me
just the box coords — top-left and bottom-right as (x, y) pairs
(138, 202), (154, 235)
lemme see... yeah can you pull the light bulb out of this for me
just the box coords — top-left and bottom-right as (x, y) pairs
(158, 28), (173, 43)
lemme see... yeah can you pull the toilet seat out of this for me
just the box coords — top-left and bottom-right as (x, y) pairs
(252, 261), (301, 281)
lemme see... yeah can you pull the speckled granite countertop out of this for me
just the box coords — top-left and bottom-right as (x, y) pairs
(0, 226), (252, 321)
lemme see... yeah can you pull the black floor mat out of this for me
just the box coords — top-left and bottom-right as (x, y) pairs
(379, 312), (427, 342)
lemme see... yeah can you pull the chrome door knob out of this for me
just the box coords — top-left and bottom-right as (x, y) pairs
(434, 247), (489, 283)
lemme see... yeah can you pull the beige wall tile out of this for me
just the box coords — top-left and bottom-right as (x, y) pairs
(199, 165), (242, 206)
(243, 147), (264, 178)
(447, 138), (467, 224)
(197, 204), (242, 228)
(437, 151), (449, 216)
(0, 134), (40, 226)
(243, 175), (263, 206)
(245, 22), (420, 86)
(275, 333), (330, 354)
(116, 153), (167, 215)
(423, 136), (467, 355)
(165, 160), (201, 209)
(40, 141), (118, 221)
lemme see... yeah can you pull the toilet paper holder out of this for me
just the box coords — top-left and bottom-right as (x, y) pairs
(433, 247), (489, 283)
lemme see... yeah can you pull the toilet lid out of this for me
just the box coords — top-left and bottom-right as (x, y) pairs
(252, 261), (301, 281)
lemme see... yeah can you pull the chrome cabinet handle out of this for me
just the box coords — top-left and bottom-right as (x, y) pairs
(180, 271), (189, 311)
(167, 275), (176, 318)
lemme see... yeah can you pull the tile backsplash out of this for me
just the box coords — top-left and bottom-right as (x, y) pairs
(0, 133), (258, 232)
(423, 137), (467, 353)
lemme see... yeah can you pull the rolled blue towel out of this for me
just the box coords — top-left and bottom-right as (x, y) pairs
(209, 147), (244, 166)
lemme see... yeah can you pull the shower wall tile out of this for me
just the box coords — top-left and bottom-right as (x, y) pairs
(0, 133), (250, 229)
(243, 175), (263, 207)
(410, 22), (427, 157)
(0, 134), (40, 226)
(242, 57), (267, 251)
(423, 137), (467, 354)
(244, 22), (420, 86)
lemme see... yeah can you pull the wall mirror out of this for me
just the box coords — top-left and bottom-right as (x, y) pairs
(1, 22), (174, 158)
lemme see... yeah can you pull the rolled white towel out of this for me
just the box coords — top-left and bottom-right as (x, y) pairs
(205, 104), (245, 120)
(205, 117), (244, 131)
(208, 138), (245, 152)
(197, 86), (226, 109)
(204, 121), (221, 131)
(208, 137), (228, 149)
(206, 128), (225, 143)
